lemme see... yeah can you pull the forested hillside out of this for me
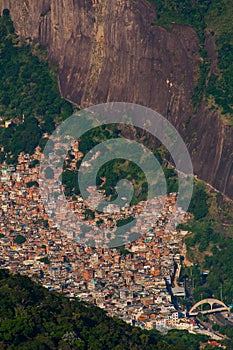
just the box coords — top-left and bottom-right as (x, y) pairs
(0, 10), (72, 163)
(0, 270), (208, 350)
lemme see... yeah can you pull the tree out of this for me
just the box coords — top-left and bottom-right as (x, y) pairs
(14, 235), (26, 244)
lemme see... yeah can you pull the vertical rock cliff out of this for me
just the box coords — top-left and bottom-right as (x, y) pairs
(0, 0), (232, 198)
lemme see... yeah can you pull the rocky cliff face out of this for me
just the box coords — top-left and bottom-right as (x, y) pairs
(0, 0), (232, 198)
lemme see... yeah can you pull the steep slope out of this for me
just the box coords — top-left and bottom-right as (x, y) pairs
(0, 0), (232, 198)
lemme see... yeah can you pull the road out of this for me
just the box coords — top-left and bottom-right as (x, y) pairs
(214, 312), (233, 327)
(196, 316), (228, 340)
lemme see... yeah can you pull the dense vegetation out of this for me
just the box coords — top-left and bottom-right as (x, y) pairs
(188, 182), (209, 220)
(0, 270), (208, 350)
(0, 10), (73, 163)
(179, 189), (233, 304)
(150, 0), (233, 120)
(176, 188), (233, 343)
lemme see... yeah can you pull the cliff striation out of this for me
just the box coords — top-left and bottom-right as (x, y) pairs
(0, 0), (232, 198)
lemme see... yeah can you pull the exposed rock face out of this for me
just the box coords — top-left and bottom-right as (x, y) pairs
(0, 0), (232, 198)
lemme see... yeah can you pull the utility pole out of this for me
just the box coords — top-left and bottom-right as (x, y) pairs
(220, 283), (223, 302)
(184, 278), (186, 299)
(191, 268), (195, 289)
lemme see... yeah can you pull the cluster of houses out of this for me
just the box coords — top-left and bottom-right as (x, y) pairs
(0, 146), (197, 332)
